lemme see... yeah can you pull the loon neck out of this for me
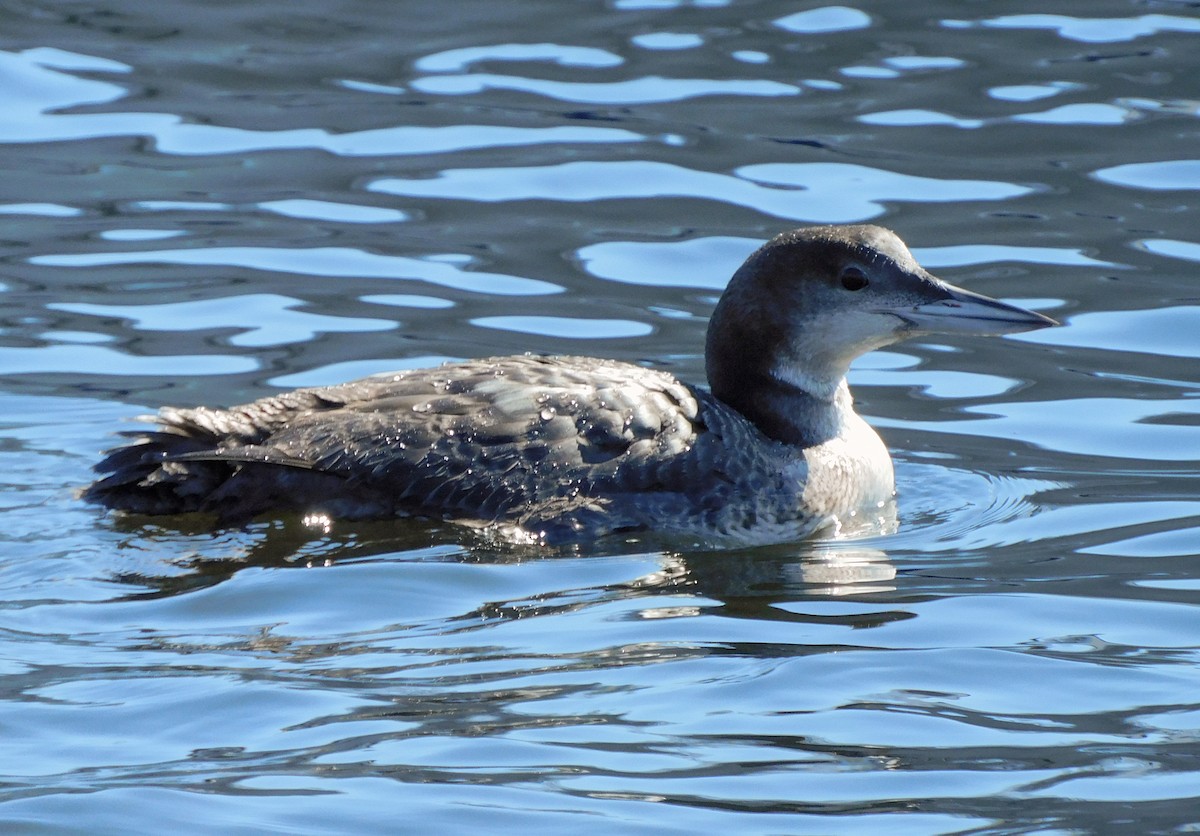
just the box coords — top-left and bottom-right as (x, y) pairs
(711, 369), (855, 448)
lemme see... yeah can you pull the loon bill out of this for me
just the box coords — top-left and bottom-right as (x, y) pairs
(85, 224), (1057, 545)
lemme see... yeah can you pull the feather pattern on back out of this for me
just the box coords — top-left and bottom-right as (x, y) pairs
(87, 355), (819, 542)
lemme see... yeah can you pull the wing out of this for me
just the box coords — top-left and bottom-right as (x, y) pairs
(87, 354), (774, 536)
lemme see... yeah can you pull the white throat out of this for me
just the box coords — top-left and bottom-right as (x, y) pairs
(770, 361), (844, 402)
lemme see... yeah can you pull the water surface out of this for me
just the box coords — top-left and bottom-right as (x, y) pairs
(2, 1), (1200, 832)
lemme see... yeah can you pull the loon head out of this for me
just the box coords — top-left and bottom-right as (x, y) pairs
(705, 224), (1057, 438)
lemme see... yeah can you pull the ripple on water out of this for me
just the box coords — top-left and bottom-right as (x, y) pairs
(370, 160), (1032, 223)
(99, 229), (189, 241)
(1030, 306), (1200, 360)
(861, 101), (1139, 128)
(912, 243), (1121, 268)
(31, 246), (561, 296)
(0, 202), (83, 217)
(1082, 524), (1200, 558)
(0, 345), (258, 377)
(414, 43), (625, 72)
(842, 55), (966, 81)
(1013, 102), (1136, 125)
(471, 316), (654, 339)
(631, 32), (706, 50)
(1, 48), (645, 155)
(988, 82), (1081, 102)
(578, 236), (756, 289)
(269, 356), (463, 388)
(858, 109), (986, 128)
(944, 13), (1200, 44)
(257, 200), (408, 224)
(122, 200), (405, 223)
(49, 295), (396, 348)
(410, 73), (799, 103)
(1094, 160), (1200, 190)
(881, 396), (1200, 463)
(579, 236), (1105, 291)
(154, 123), (646, 157)
(773, 6), (872, 33)
(887, 460), (1058, 553)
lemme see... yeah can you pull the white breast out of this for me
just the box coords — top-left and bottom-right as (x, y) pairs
(801, 405), (895, 522)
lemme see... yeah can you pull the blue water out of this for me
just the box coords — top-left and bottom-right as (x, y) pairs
(3, 1), (1200, 832)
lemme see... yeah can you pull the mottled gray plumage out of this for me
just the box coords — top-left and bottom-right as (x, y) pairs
(86, 225), (1056, 544)
(88, 355), (813, 540)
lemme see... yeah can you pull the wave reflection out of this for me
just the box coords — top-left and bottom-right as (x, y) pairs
(371, 161), (1032, 223)
(1, 48), (644, 156)
(32, 247), (561, 296)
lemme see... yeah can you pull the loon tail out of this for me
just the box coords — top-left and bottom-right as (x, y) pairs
(86, 427), (222, 514)
(84, 417), (327, 524)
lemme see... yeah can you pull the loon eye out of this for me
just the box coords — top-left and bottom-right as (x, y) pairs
(840, 266), (869, 291)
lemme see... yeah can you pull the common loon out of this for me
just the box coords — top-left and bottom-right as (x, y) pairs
(86, 225), (1056, 544)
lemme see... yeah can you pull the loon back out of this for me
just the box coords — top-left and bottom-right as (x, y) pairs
(86, 354), (827, 543)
